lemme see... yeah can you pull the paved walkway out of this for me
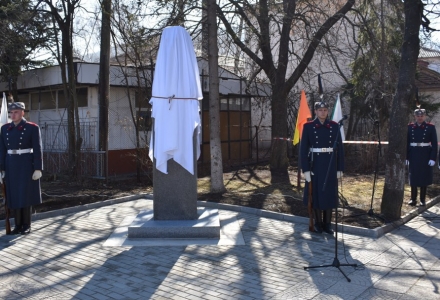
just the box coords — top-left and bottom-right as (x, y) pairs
(0, 196), (439, 299)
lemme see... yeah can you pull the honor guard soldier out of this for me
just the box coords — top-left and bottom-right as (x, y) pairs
(407, 108), (437, 206)
(0, 102), (43, 234)
(300, 101), (344, 234)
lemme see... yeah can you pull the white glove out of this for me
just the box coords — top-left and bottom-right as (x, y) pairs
(32, 170), (42, 180)
(0, 171), (4, 184)
(337, 171), (343, 179)
(405, 160), (409, 165)
(303, 171), (311, 182)
(428, 160), (435, 166)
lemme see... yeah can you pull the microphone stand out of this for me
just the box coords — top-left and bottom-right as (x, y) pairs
(349, 119), (386, 222)
(304, 117), (357, 282)
(368, 120), (386, 221)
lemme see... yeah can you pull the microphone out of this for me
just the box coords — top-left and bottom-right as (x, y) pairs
(318, 74), (323, 98)
(338, 115), (348, 123)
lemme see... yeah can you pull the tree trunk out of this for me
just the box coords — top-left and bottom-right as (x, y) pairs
(65, 19), (82, 179)
(381, 0), (422, 220)
(99, 0), (112, 180)
(61, 26), (77, 177)
(216, 0), (354, 180)
(269, 87), (289, 182)
(43, 0), (81, 179)
(201, 0), (208, 58)
(207, 0), (226, 193)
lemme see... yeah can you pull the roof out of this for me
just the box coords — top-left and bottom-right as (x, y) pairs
(416, 60), (440, 90)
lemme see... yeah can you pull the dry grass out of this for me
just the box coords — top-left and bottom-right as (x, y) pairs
(197, 165), (440, 228)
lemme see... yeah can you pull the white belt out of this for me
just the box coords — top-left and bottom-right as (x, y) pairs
(310, 147), (333, 153)
(7, 148), (33, 155)
(410, 143), (431, 147)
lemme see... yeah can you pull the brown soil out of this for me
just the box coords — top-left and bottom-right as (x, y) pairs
(1, 164), (437, 229)
(197, 165), (432, 229)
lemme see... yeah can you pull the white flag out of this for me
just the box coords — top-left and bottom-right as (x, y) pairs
(0, 92), (8, 126)
(331, 94), (345, 141)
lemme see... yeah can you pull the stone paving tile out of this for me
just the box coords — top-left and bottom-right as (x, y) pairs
(274, 277), (337, 299)
(0, 199), (438, 300)
(372, 278), (413, 294)
(320, 281), (370, 299)
(413, 269), (440, 289)
(356, 287), (404, 300)
(400, 284), (440, 300)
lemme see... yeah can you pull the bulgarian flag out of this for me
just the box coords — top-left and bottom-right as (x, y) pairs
(293, 90), (311, 145)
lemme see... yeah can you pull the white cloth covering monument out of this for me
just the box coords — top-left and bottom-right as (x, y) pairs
(128, 26), (220, 238)
(148, 25), (202, 221)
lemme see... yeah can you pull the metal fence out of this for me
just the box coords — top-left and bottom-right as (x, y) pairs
(43, 151), (106, 179)
(40, 121), (97, 151)
(40, 121), (106, 178)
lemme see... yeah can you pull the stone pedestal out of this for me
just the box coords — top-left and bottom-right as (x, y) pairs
(127, 207), (220, 239)
(152, 126), (198, 220)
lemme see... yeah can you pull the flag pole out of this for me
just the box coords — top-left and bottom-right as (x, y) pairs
(293, 90), (311, 191)
(297, 144), (301, 191)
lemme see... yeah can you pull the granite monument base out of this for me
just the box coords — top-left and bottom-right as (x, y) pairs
(127, 207), (220, 239)
(153, 158), (198, 220)
(152, 124), (199, 220)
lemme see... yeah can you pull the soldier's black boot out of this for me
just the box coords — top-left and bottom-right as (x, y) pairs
(420, 187), (427, 206)
(11, 209), (22, 235)
(313, 209), (323, 233)
(323, 223), (334, 235)
(20, 206), (32, 235)
(408, 186), (417, 206)
(323, 209), (334, 235)
(314, 222), (323, 233)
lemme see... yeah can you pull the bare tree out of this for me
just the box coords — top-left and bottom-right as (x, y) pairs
(110, 1), (160, 181)
(98, 0), (111, 179)
(205, 0), (226, 193)
(380, 0), (423, 220)
(39, 0), (83, 179)
(342, 0), (404, 141)
(216, 0), (355, 181)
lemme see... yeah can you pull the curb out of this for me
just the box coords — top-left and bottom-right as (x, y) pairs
(0, 193), (153, 228)
(198, 196), (440, 238)
(341, 195), (440, 238)
(1, 193), (438, 239)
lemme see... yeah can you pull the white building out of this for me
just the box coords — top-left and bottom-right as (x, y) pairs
(0, 59), (268, 177)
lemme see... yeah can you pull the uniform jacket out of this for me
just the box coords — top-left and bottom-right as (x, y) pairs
(300, 118), (344, 210)
(0, 118), (43, 209)
(407, 121), (437, 187)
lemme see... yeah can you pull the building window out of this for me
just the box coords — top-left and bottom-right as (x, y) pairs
(229, 98), (241, 111)
(135, 89), (152, 109)
(31, 91), (56, 110)
(220, 98), (228, 110)
(201, 95), (250, 111)
(242, 98), (250, 111)
(58, 88), (88, 109)
(137, 111), (152, 131)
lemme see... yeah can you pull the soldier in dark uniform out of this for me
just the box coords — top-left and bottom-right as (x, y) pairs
(0, 102), (43, 234)
(300, 101), (344, 234)
(407, 108), (437, 206)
